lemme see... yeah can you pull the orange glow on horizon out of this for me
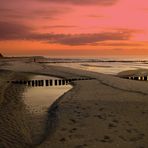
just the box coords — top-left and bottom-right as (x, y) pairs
(0, 0), (148, 56)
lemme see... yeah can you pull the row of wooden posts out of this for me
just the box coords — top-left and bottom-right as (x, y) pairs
(8, 78), (95, 87)
(125, 76), (148, 81)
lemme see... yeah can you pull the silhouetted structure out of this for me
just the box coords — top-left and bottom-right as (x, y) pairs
(123, 76), (148, 81)
(55, 80), (58, 86)
(0, 53), (4, 58)
(8, 77), (96, 87)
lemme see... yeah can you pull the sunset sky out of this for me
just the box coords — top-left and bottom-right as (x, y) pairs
(0, 0), (148, 57)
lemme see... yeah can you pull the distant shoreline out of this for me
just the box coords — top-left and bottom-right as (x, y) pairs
(2, 56), (148, 63)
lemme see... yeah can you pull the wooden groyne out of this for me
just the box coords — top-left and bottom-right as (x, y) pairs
(122, 76), (148, 81)
(8, 77), (95, 87)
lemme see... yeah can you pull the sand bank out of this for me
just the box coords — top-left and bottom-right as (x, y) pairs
(0, 60), (148, 148)
(0, 70), (32, 148)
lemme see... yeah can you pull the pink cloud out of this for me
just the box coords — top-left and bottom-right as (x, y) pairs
(37, 0), (118, 5)
(0, 21), (133, 46)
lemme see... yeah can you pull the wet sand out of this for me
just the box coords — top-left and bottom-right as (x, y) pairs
(0, 59), (148, 148)
(0, 70), (32, 148)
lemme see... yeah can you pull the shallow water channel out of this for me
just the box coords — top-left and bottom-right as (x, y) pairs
(23, 75), (72, 114)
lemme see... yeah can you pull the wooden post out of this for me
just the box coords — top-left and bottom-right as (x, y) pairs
(55, 80), (58, 86)
(35, 80), (38, 86)
(23, 81), (27, 85)
(19, 80), (23, 84)
(11, 81), (15, 84)
(46, 80), (49, 86)
(11, 81), (16, 84)
(32, 80), (35, 87)
(62, 80), (65, 85)
(50, 80), (53, 86)
(144, 76), (147, 81)
(41, 80), (44, 86)
(38, 80), (43, 86)
(134, 77), (138, 80)
(37, 80), (40, 86)
(27, 81), (31, 86)
(40, 80), (42, 86)
(69, 79), (72, 83)
(59, 80), (62, 85)
(38, 80), (40, 86)
(15, 81), (19, 84)
(65, 79), (69, 84)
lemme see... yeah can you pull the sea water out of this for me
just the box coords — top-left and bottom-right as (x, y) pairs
(45, 56), (148, 75)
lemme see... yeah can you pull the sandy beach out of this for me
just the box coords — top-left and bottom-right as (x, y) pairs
(0, 58), (148, 148)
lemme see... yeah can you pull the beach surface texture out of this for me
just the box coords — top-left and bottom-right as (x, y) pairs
(0, 59), (148, 148)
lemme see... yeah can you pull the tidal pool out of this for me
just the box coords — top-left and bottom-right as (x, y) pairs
(23, 75), (72, 114)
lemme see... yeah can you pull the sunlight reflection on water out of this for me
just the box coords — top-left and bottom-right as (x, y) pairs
(23, 75), (72, 114)
(46, 62), (148, 75)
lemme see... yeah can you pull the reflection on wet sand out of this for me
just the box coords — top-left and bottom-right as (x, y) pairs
(23, 75), (72, 114)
